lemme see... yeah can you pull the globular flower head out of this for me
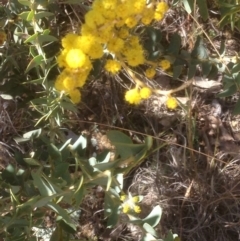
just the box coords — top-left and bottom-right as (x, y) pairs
(125, 16), (138, 28)
(140, 87), (152, 99)
(96, 25), (114, 43)
(78, 35), (103, 59)
(145, 67), (156, 78)
(118, 27), (129, 39)
(85, 10), (106, 29)
(154, 2), (169, 21)
(116, 2), (133, 19)
(128, 35), (140, 46)
(132, 0), (146, 14)
(93, 0), (118, 11)
(123, 39), (145, 67)
(57, 49), (68, 68)
(166, 96), (178, 109)
(156, 2), (169, 14)
(61, 33), (80, 49)
(125, 88), (142, 105)
(69, 89), (81, 103)
(154, 11), (164, 21)
(159, 59), (171, 70)
(124, 48), (145, 67)
(55, 73), (68, 92)
(107, 37), (124, 53)
(142, 7), (155, 25)
(105, 59), (121, 74)
(65, 49), (92, 70)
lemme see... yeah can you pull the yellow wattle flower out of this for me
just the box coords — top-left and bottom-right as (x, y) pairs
(140, 87), (152, 99)
(125, 88), (142, 105)
(166, 96), (178, 110)
(145, 68), (156, 78)
(105, 59), (121, 74)
(69, 89), (81, 103)
(159, 59), (171, 70)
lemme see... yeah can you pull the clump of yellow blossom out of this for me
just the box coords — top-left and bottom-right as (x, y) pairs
(159, 59), (171, 70)
(125, 16), (138, 28)
(61, 33), (80, 49)
(78, 35), (103, 59)
(142, 7), (155, 25)
(0, 31), (6, 45)
(140, 87), (152, 99)
(154, 2), (169, 21)
(125, 88), (142, 105)
(145, 67), (156, 78)
(65, 49), (91, 69)
(124, 48), (145, 67)
(118, 27), (129, 39)
(68, 89), (81, 103)
(107, 38), (124, 53)
(166, 96), (178, 109)
(54, 0), (170, 104)
(105, 59), (121, 74)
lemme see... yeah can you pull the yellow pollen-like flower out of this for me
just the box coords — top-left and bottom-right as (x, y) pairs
(105, 59), (121, 74)
(85, 10), (105, 29)
(154, 2), (169, 21)
(57, 49), (68, 68)
(118, 27), (129, 39)
(145, 68), (156, 78)
(166, 96), (178, 109)
(78, 35), (104, 59)
(132, 0), (146, 14)
(154, 12), (164, 21)
(107, 38), (124, 53)
(142, 7), (155, 25)
(125, 88), (142, 105)
(65, 49), (91, 69)
(125, 16), (138, 28)
(125, 48), (145, 67)
(140, 87), (152, 99)
(68, 89), (81, 103)
(116, 2), (132, 19)
(61, 33), (79, 49)
(128, 36), (140, 46)
(156, 2), (169, 14)
(159, 59), (171, 70)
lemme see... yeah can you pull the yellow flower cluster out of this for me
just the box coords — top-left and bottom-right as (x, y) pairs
(125, 87), (152, 105)
(55, 0), (169, 103)
(166, 96), (178, 109)
(145, 67), (156, 78)
(160, 59), (171, 70)
(0, 31), (6, 45)
(120, 194), (141, 214)
(155, 2), (169, 21)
